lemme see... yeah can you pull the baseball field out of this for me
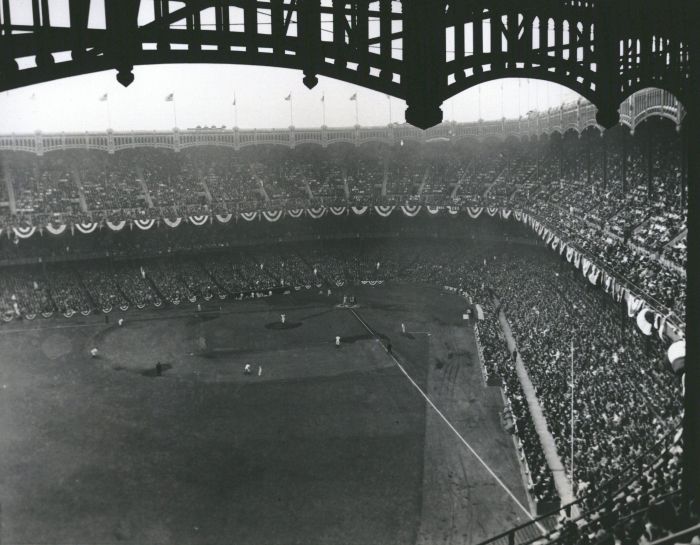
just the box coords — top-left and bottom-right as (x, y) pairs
(0, 284), (530, 545)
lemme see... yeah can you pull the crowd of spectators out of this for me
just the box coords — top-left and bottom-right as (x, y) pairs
(0, 121), (686, 305)
(396, 243), (686, 544)
(0, 104), (691, 544)
(543, 437), (691, 545)
(0, 130), (688, 319)
(478, 300), (560, 506)
(0, 233), (686, 543)
(482, 255), (682, 500)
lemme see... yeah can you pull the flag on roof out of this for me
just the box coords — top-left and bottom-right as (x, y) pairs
(284, 93), (291, 101)
(349, 93), (357, 101)
(165, 93), (174, 102)
(99, 93), (108, 101)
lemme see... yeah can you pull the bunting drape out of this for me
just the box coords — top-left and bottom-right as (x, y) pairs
(374, 205), (395, 217)
(307, 207), (326, 219)
(401, 205), (421, 217)
(215, 213), (233, 224)
(329, 206), (346, 216)
(262, 210), (284, 222)
(240, 211), (258, 221)
(105, 220), (126, 231)
(46, 223), (68, 235)
(75, 222), (99, 234)
(188, 215), (209, 226)
(13, 226), (37, 238)
(466, 207), (483, 219)
(134, 219), (156, 230)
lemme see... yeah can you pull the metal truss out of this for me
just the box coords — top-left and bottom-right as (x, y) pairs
(0, 0), (698, 529)
(0, 0), (695, 129)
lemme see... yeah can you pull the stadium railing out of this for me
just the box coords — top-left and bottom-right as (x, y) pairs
(528, 213), (685, 329)
(649, 522), (700, 545)
(473, 423), (682, 545)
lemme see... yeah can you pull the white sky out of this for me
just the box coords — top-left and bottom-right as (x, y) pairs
(0, 67), (581, 134)
(0, 0), (582, 133)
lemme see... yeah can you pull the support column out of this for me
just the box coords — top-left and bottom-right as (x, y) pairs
(68, 0), (91, 62)
(647, 126), (653, 200)
(2, 162), (16, 214)
(681, 123), (688, 209)
(105, 0), (140, 87)
(621, 129), (627, 194)
(403, 0), (444, 129)
(0, 0), (19, 75)
(587, 139), (591, 186)
(602, 134), (608, 192)
(298, 0), (321, 89)
(682, 97), (699, 521)
(683, 6), (700, 518)
(559, 138), (564, 180)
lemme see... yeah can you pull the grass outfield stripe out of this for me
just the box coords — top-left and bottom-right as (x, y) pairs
(349, 308), (546, 533)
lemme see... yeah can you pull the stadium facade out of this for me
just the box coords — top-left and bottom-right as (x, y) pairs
(0, 0), (697, 542)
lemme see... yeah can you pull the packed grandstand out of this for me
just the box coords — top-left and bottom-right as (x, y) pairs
(0, 106), (691, 544)
(0, 115), (687, 319)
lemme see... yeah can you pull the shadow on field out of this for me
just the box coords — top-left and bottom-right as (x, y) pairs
(342, 332), (388, 344)
(264, 321), (303, 330)
(140, 363), (173, 377)
(447, 350), (474, 366)
(298, 308), (336, 321)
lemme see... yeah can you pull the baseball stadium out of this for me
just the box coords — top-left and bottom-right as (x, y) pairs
(0, 1), (697, 545)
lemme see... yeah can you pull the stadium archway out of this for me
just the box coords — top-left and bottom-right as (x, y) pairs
(0, 0), (697, 526)
(0, 0), (693, 130)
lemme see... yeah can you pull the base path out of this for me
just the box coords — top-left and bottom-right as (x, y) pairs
(498, 309), (578, 512)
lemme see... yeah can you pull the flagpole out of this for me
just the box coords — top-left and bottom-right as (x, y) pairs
(571, 338), (575, 493)
(234, 94), (238, 128)
(31, 94), (37, 131)
(355, 96), (359, 125)
(388, 96), (392, 124)
(478, 86), (482, 120)
(535, 79), (539, 111)
(172, 98), (178, 128)
(322, 95), (326, 126)
(500, 81), (504, 118)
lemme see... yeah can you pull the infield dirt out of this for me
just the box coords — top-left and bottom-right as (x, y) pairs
(0, 284), (528, 544)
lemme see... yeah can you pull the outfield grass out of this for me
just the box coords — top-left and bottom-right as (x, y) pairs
(0, 284), (527, 545)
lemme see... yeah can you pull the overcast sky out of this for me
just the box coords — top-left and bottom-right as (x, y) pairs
(0, 0), (582, 134)
(0, 66), (581, 134)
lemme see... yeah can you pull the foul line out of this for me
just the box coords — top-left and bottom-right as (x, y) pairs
(349, 308), (545, 531)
